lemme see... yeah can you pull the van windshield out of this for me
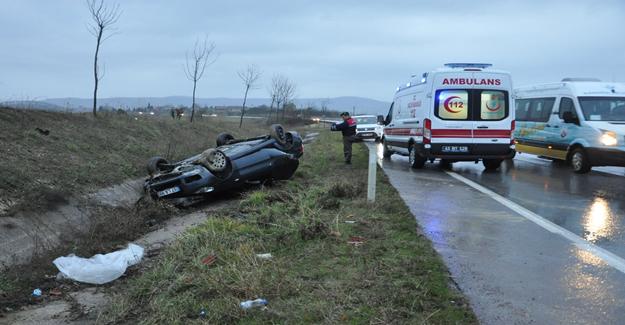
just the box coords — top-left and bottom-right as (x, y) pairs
(578, 97), (625, 121)
(355, 116), (377, 124)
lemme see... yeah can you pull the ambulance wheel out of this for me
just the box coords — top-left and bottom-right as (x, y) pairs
(408, 143), (426, 169)
(439, 159), (453, 170)
(571, 148), (591, 174)
(382, 139), (393, 159)
(483, 159), (502, 171)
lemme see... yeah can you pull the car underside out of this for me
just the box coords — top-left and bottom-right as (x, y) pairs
(144, 124), (303, 205)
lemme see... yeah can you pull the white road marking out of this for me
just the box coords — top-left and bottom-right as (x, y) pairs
(515, 154), (625, 177)
(445, 170), (625, 275)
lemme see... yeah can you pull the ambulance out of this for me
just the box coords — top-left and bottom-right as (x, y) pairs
(514, 79), (625, 173)
(382, 63), (516, 170)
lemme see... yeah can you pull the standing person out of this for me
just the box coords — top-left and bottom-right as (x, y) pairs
(330, 112), (357, 164)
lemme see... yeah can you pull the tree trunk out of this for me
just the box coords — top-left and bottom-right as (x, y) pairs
(92, 28), (103, 117)
(190, 80), (197, 123)
(239, 85), (250, 128)
(267, 96), (275, 120)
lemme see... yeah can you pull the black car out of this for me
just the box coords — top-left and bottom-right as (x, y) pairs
(144, 124), (303, 205)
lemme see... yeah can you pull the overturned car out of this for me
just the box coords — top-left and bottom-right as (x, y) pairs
(144, 124), (303, 205)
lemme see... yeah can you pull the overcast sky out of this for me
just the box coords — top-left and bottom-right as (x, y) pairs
(1, 0), (624, 102)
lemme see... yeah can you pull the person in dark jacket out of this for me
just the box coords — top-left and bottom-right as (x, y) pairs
(330, 112), (357, 164)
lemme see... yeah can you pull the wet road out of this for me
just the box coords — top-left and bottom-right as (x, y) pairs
(366, 142), (625, 324)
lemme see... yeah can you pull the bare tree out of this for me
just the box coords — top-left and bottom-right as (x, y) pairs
(87, 0), (121, 117)
(269, 75), (284, 121)
(237, 65), (261, 128)
(184, 38), (216, 123)
(279, 78), (296, 120)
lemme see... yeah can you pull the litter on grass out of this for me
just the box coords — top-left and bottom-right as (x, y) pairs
(255, 253), (273, 260)
(201, 254), (217, 266)
(347, 236), (366, 246)
(53, 244), (144, 285)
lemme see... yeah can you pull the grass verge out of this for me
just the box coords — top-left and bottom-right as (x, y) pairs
(99, 131), (476, 324)
(0, 108), (266, 216)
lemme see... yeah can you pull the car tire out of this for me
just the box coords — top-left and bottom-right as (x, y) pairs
(483, 159), (503, 170)
(408, 143), (426, 169)
(270, 124), (287, 145)
(571, 147), (591, 173)
(382, 139), (393, 159)
(199, 149), (229, 173)
(147, 156), (169, 174)
(216, 133), (235, 147)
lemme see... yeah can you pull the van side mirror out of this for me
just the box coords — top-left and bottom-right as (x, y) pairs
(377, 115), (384, 125)
(562, 111), (579, 124)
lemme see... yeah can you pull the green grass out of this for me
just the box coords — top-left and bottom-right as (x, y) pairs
(0, 108), (266, 216)
(99, 131), (476, 324)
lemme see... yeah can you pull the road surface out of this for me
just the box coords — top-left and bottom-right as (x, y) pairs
(366, 142), (625, 325)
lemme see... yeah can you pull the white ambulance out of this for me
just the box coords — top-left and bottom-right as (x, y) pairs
(382, 63), (516, 170)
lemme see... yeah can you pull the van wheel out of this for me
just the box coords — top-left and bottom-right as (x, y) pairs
(571, 148), (591, 173)
(382, 139), (393, 159)
(483, 159), (502, 170)
(408, 143), (426, 169)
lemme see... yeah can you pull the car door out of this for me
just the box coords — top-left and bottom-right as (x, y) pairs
(472, 89), (512, 146)
(552, 96), (580, 159)
(432, 89), (473, 150)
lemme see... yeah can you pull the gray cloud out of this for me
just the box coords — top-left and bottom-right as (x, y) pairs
(1, 0), (624, 102)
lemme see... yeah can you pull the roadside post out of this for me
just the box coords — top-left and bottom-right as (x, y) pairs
(367, 146), (376, 202)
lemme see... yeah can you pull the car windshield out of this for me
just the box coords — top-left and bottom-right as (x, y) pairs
(355, 116), (377, 124)
(578, 97), (625, 121)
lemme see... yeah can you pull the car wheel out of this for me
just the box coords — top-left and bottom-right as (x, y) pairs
(147, 156), (169, 174)
(270, 124), (287, 145)
(216, 133), (235, 147)
(408, 143), (426, 169)
(483, 159), (503, 170)
(571, 148), (591, 173)
(382, 139), (393, 159)
(199, 149), (229, 173)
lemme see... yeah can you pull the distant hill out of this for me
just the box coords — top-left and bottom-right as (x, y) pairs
(0, 100), (64, 111)
(43, 96), (391, 116)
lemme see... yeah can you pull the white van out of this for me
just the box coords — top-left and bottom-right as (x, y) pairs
(382, 63), (516, 170)
(514, 79), (625, 173)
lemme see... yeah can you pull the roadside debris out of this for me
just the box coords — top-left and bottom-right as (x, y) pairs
(240, 298), (268, 310)
(255, 253), (272, 260)
(347, 236), (367, 246)
(53, 244), (144, 285)
(201, 254), (217, 266)
(344, 220), (356, 224)
(32, 288), (42, 297)
(49, 288), (63, 296)
(199, 308), (207, 318)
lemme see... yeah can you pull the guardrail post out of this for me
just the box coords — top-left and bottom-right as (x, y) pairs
(367, 146), (376, 202)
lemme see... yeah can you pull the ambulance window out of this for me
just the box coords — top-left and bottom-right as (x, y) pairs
(435, 90), (469, 120)
(559, 97), (576, 119)
(480, 91), (507, 120)
(516, 99), (531, 121)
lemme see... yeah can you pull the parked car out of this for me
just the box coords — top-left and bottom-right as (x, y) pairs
(144, 124), (303, 205)
(353, 115), (384, 141)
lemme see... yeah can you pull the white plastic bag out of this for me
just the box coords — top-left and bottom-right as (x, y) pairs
(53, 243), (144, 284)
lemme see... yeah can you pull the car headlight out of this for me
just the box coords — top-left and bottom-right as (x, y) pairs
(600, 132), (618, 146)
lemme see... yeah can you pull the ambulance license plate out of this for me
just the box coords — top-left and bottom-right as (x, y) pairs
(157, 186), (180, 197)
(442, 146), (469, 153)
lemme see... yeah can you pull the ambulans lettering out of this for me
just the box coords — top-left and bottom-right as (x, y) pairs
(442, 78), (501, 86)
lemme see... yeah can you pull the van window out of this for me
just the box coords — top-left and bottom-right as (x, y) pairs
(578, 97), (625, 121)
(480, 91), (507, 120)
(435, 89), (509, 121)
(515, 99), (531, 121)
(516, 97), (555, 122)
(559, 97), (577, 119)
(437, 90), (469, 120)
